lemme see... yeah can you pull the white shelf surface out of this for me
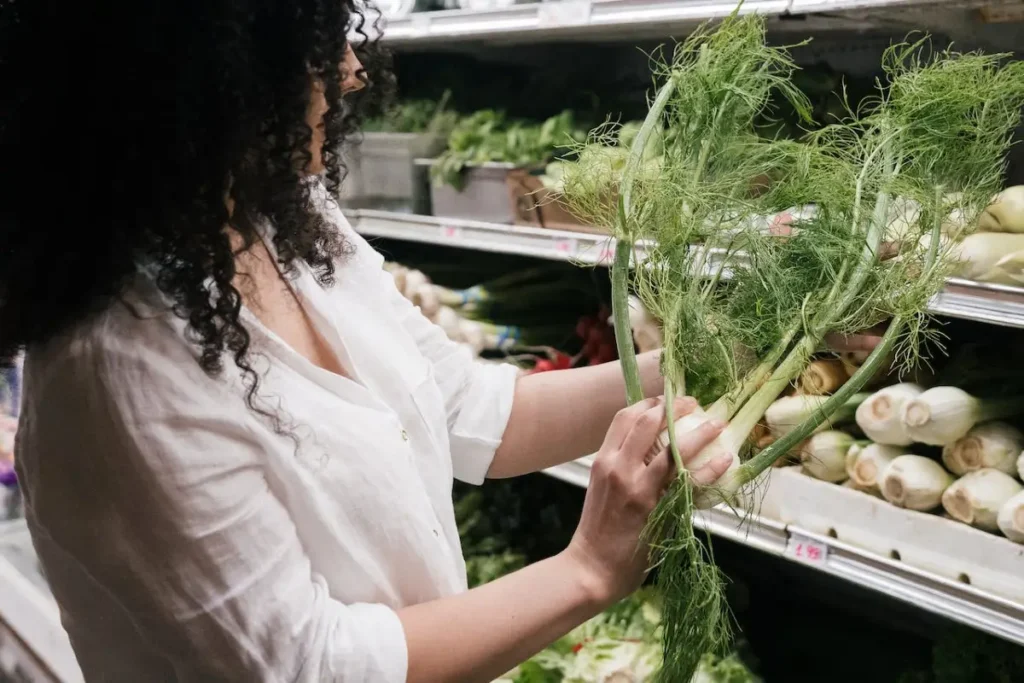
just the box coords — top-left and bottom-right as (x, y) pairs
(542, 457), (1024, 647)
(378, 0), (978, 45)
(348, 209), (1024, 329)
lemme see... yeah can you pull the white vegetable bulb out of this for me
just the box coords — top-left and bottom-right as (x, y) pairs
(952, 232), (1024, 281)
(433, 306), (463, 341)
(941, 421), (1024, 476)
(977, 185), (1024, 233)
(390, 265), (410, 294)
(880, 455), (954, 511)
(627, 295), (662, 353)
(941, 469), (1023, 531)
(846, 442), (906, 490)
(765, 395), (828, 438)
(942, 207), (972, 240)
(980, 249), (1024, 286)
(901, 386), (992, 446)
(411, 284), (441, 319)
(997, 490), (1024, 543)
(402, 269), (430, 301)
(884, 196), (921, 244)
(458, 320), (487, 356)
(656, 408), (743, 509)
(856, 383), (922, 446)
(1018, 450), (1024, 481)
(799, 431), (854, 482)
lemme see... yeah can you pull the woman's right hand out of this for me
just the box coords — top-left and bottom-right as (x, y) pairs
(565, 396), (731, 606)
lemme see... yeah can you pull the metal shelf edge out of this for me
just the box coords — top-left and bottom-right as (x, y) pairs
(540, 460), (1024, 646)
(348, 210), (1024, 329)
(377, 0), (971, 44)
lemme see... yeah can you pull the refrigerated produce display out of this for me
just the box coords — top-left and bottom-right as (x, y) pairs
(4, 1), (1024, 681)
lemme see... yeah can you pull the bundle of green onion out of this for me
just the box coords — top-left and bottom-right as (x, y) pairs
(562, 11), (1024, 681)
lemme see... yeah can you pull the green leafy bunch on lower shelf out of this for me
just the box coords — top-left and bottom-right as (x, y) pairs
(454, 481), (757, 683)
(497, 589), (758, 683)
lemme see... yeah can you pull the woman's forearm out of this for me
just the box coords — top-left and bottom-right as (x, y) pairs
(399, 550), (607, 683)
(488, 351), (662, 478)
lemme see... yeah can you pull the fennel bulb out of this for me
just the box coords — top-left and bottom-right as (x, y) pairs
(977, 185), (1024, 233)
(798, 359), (847, 396)
(628, 295), (663, 353)
(845, 443), (907, 491)
(900, 387), (1023, 446)
(855, 383), (923, 446)
(881, 455), (954, 511)
(997, 490), (1024, 543)
(798, 430), (856, 482)
(765, 394), (866, 438)
(941, 421), (1024, 476)
(953, 232), (1024, 283)
(941, 469), (1023, 531)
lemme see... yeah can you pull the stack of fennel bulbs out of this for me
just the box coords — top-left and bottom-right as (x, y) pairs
(560, 12), (1024, 682)
(950, 184), (1024, 285)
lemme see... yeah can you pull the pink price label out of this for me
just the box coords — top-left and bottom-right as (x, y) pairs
(596, 246), (615, 264)
(440, 225), (462, 240)
(786, 534), (828, 567)
(553, 239), (578, 256)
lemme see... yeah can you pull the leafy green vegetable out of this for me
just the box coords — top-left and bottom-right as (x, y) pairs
(362, 90), (459, 136)
(431, 110), (584, 190)
(897, 626), (1024, 683)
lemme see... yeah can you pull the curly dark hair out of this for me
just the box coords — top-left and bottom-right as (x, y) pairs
(0, 0), (391, 400)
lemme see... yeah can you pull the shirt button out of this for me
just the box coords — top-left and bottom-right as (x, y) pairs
(401, 429), (409, 442)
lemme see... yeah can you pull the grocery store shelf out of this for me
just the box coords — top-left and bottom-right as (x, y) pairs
(379, 0), (974, 45)
(348, 209), (1024, 329)
(348, 209), (651, 264)
(928, 278), (1024, 329)
(384, 0), (785, 45)
(541, 459), (1024, 647)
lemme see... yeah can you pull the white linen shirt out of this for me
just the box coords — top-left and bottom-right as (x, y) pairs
(14, 193), (518, 682)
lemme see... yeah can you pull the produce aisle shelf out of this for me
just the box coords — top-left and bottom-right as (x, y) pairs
(380, 0), (978, 45)
(348, 209), (1024, 329)
(543, 457), (1024, 648)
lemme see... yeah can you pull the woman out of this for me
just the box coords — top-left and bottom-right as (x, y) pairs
(2, 2), (733, 681)
(1, 2), (879, 681)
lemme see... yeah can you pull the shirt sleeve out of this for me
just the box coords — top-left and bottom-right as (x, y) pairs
(20, 324), (409, 683)
(340, 220), (518, 485)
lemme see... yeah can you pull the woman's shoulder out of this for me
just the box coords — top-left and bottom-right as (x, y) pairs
(21, 275), (219, 427)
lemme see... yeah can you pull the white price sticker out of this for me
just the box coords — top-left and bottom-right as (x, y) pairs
(785, 533), (828, 567)
(440, 225), (463, 240)
(553, 238), (578, 257)
(537, 0), (592, 27)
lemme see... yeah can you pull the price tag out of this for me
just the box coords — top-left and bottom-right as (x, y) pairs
(440, 225), (463, 241)
(785, 533), (828, 567)
(553, 238), (578, 257)
(596, 245), (615, 264)
(537, 0), (592, 27)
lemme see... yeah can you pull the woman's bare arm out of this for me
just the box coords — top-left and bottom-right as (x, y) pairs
(402, 397), (729, 683)
(400, 550), (603, 683)
(488, 350), (663, 478)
